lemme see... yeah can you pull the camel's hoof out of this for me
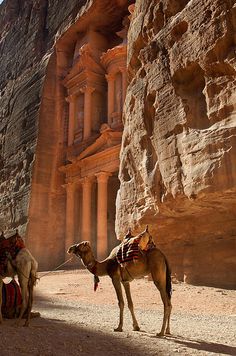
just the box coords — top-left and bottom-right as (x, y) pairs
(114, 327), (123, 332)
(165, 330), (171, 335)
(156, 332), (165, 337)
(133, 326), (140, 331)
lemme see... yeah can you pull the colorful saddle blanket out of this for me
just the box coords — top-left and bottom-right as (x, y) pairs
(2, 279), (22, 318)
(0, 233), (25, 275)
(116, 235), (156, 265)
(116, 238), (140, 264)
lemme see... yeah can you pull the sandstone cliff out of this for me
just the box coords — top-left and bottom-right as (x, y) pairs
(116, 0), (236, 288)
(0, 0), (130, 270)
(0, 0), (90, 235)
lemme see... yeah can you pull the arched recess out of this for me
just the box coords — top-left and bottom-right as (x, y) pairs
(26, 49), (72, 271)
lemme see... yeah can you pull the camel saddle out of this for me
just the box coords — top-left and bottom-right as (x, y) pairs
(0, 233), (25, 275)
(2, 279), (40, 319)
(116, 236), (155, 265)
(1, 279), (22, 318)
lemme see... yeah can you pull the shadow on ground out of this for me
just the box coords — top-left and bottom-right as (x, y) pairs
(0, 317), (150, 356)
(169, 335), (236, 355)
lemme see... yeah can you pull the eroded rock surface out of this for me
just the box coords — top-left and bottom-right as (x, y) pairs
(0, 0), (89, 235)
(116, 0), (236, 288)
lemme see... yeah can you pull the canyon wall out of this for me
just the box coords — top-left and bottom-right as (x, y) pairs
(0, 0), (90, 237)
(116, 0), (236, 288)
(0, 0), (130, 270)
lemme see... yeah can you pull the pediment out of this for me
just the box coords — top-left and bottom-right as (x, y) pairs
(77, 127), (122, 161)
(68, 43), (105, 79)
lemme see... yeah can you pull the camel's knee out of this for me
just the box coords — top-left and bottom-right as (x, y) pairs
(127, 301), (134, 310)
(153, 280), (163, 292)
(118, 301), (124, 310)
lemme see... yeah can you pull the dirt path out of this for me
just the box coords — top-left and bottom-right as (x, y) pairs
(1, 269), (235, 355)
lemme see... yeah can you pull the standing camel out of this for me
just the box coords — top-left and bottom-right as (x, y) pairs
(68, 226), (172, 336)
(0, 231), (38, 326)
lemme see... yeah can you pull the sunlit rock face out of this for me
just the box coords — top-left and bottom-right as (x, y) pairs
(116, 0), (236, 288)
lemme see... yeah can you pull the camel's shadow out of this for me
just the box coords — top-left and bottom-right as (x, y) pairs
(145, 333), (236, 355)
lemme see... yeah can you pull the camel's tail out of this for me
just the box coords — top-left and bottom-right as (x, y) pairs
(165, 257), (172, 300)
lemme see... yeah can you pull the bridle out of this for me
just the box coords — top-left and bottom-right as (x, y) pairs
(73, 248), (97, 275)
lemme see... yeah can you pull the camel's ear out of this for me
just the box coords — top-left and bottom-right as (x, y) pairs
(128, 227), (132, 234)
(145, 225), (149, 232)
(82, 241), (90, 250)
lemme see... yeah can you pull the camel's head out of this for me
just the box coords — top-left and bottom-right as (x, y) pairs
(67, 241), (91, 258)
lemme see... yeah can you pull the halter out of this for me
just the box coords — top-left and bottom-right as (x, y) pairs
(74, 250), (99, 291)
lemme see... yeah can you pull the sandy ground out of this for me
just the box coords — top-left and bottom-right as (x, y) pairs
(0, 268), (235, 356)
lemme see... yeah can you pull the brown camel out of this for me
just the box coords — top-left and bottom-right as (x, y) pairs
(68, 226), (172, 336)
(0, 231), (38, 326)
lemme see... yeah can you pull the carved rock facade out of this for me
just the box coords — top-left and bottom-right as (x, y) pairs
(0, 0), (130, 270)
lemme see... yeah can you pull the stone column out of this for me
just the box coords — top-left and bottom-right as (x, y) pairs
(81, 86), (95, 140)
(96, 172), (112, 260)
(67, 94), (76, 146)
(64, 182), (76, 259)
(120, 67), (127, 105)
(106, 74), (115, 125)
(81, 176), (93, 242)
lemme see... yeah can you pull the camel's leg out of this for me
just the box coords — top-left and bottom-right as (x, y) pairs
(17, 264), (31, 326)
(166, 295), (172, 335)
(0, 279), (3, 324)
(153, 281), (172, 336)
(24, 275), (34, 327)
(16, 279), (28, 326)
(111, 277), (124, 332)
(122, 281), (140, 331)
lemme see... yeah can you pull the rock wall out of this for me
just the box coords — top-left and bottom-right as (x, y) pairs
(116, 0), (236, 288)
(0, 0), (130, 270)
(0, 0), (90, 236)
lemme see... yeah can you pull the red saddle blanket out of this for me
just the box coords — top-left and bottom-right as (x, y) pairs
(116, 238), (140, 264)
(0, 233), (25, 275)
(2, 279), (22, 318)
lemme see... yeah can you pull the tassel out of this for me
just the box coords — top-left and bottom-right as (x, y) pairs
(94, 275), (100, 292)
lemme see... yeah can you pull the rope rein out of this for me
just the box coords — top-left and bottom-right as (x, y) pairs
(7, 256), (75, 281)
(38, 257), (75, 279)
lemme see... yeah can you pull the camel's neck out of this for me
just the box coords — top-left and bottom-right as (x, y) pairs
(79, 252), (108, 277)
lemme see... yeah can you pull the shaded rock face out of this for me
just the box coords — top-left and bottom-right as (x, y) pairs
(116, 0), (236, 288)
(0, 0), (130, 270)
(0, 0), (89, 235)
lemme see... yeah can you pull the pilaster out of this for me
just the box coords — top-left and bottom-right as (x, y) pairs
(96, 171), (112, 259)
(81, 86), (95, 139)
(81, 176), (94, 242)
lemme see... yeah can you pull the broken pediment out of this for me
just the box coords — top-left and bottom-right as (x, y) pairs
(76, 126), (122, 161)
(66, 43), (105, 80)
